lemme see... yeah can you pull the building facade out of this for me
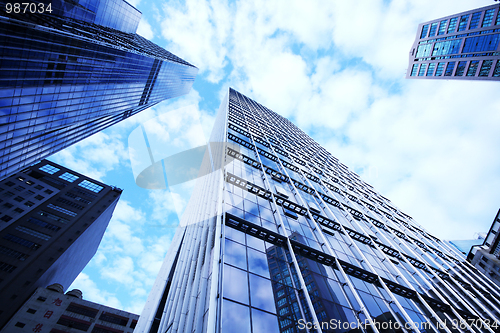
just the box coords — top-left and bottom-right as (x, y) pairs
(468, 209), (500, 288)
(137, 88), (500, 333)
(0, 0), (198, 179)
(1, 283), (138, 333)
(407, 3), (500, 80)
(0, 160), (122, 328)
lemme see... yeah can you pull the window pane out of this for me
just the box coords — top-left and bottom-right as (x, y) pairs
(223, 264), (249, 304)
(251, 308), (279, 333)
(224, 239), (247, 270)
(221, 299), (250, 333)
(249, 274), (276, 313)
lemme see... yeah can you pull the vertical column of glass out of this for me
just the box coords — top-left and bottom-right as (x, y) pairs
(226, 92), (319, 332)
(254, 109), (435, 333)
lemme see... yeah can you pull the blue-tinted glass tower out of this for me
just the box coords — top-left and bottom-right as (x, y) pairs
(0, 0), (198, 179)
(407, 3), (500, 80)
(138, 88), (500, 333)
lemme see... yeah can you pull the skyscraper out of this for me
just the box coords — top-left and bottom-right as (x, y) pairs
(0, 0), (198, 179)
(468, 209), (500, 287)
(0, 159), (122, 328)
(137, 88), (500, 333)
(407, 3), (500, 80)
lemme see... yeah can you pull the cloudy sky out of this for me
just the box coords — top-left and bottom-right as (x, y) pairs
(49, 0), (500, 315)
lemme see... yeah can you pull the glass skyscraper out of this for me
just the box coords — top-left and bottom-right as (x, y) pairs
(137, 88), (500, 333)
(0, 0), (198, 180)
(407, 3), (500, 80)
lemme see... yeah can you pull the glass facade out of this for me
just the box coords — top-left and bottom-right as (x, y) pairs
(407, 3), (500, 81)
(0, 0), (198, 179)
(137, 88), (500, 333)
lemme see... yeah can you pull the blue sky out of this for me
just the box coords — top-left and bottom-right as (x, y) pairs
(48, 0), (500, 315)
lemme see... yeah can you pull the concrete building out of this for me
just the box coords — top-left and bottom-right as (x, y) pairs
(468, 209), (500, 287)
(1, 283), (138, 333)
(0, 160), (121, 328)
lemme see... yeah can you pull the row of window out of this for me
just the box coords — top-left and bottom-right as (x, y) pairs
(39, 164), (104, 193)
(411, 59), (500, 77)
(420, 8), (499, 39)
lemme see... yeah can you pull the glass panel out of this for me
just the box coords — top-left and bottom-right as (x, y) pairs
(248, 247), (270, 278)
(224, 239), (247, 270)
(249, 273), (276, 313)
(251, 308), (279, 333)
(223, 264), (249, 304)
(221, 299), (250, 333)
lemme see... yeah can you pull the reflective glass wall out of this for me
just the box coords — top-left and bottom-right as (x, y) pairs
(0, 0), (198, 179)
(138, 88), (500, 333)
(407, 3), (500, 80)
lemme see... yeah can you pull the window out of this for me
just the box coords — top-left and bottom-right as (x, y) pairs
(428, 22), (438, 37)
(37, 297), (47, 302)
(0, 261), (17, 273)
(447, 17), (458, 33)
(34, 185), (44, 190)
(39, 164), (60, 174)
(44, 189), (53, 194)
(57, 315), (91, 331)
(466, 61), (479, 77)
(99, 312), (129, 326)
(479, 60), (493, 76)
(14, 196), (24, 202)
(28, 218), (61, 231)
(444, 62), (456, 76)
(0, 245), (29, 260)
(34, 195), (45, 201)
(462, 34), (500, 53)
(25, 180), (34, 186)
(420, 24), (429, 38)
(482, 9), (495, 27)
(14, 208), (24, 213)
(15, 226), (51, 241)
(410, 64), (418, 76)
(14, 322), (25, 328)
(493, 60), (500, 77)
(457, 14), (470, 32)
(468, 12), (481, 30)
(66, 303), (98, 318)
(78, 180), (104, 193)
(4, 181), (14, 187)
(3, 202), (13, 209)
(426, 63), (436, 76)
(14, 185), (24, 191)
(24, 201), (35, 207)
(47, 204), (77, 217)
(59, 172), (79, 183)
(437, 20), (447, 35)
(1, 215), (12, 222)
(418, 63), (427, 76)
(455, 61), (466, 76)
(4, 191), (14, 197)
(27, 308), (36, 314)
(3, 234), (40, 249)
(38, 211), (70, 224)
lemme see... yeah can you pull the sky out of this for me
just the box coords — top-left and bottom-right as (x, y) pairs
(48, 0), (500, 315)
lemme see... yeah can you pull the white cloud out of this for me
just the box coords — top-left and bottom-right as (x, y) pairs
(137, 18), (154, 40)
(50, 131), (129, 182)
(69, 273), (123, 309)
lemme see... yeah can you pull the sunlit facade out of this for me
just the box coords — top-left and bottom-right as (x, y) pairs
(407, 3), (500, 80)
(138, 88), (500, 333)
(0, 0), (198, 179)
